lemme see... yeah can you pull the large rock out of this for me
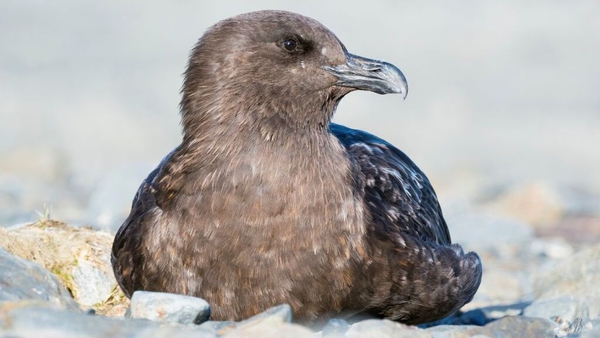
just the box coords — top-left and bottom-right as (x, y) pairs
(532, 245), (600, 319)
(0, 248), (78, 310)
(0, 302), (217, 338)
(0, 221), (125, 315)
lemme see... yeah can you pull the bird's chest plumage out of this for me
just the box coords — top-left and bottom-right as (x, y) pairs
(147, 139), (367, 320)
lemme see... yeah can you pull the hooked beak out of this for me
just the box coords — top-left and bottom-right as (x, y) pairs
(324, 52), (408, 99)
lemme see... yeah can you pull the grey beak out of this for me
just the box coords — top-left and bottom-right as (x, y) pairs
(324, 52), (408, 98)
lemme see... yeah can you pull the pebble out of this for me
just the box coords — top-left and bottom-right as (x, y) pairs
(130, 291), (211, 325)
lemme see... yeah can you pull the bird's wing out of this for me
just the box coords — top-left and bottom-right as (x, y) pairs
(330, 123), (451, 245)
(111, 149), (177, 297)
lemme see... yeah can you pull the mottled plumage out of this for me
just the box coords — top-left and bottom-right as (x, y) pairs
(112, 10), (482, 325)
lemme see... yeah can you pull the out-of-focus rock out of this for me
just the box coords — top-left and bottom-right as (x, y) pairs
(0, 220), (126, 315)
(129, 291), (211, 325)
(481, 181), (564, 227)
(530, 237), (574, 260)
(532, 245), (600, 319)
(0, 248), (79, 310)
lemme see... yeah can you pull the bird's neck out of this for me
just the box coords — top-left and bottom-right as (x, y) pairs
(180, 102), (339, 154)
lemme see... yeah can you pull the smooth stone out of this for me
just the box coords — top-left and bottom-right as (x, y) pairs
(130, 291), (211, 325)
(0, 248), (79, 310)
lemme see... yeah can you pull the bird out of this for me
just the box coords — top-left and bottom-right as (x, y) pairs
(111, 10), (482, 325)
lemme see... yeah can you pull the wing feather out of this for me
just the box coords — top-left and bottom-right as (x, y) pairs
(331, 123), (451, 245)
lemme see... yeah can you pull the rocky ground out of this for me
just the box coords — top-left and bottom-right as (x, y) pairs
(1, 181), (599, 337)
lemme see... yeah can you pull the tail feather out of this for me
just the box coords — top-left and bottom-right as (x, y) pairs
(363, 235), (483, 324)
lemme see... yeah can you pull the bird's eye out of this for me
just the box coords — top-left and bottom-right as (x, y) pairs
(282, 39), (298, 52)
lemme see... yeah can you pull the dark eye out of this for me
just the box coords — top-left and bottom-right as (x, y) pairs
(282, 39), (298, 52)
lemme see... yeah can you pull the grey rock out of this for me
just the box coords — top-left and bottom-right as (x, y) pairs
(533, 245), (600, 319)
(130, 291), (211, 325)
(346, 319), (429, 338)
(524, 296), (589, 323)
(72, 260), (115, 307)
(0, 304), (217, 338)
(0, 248), (79, 310)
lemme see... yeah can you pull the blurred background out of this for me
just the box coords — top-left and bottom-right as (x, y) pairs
(1, 0), (599, 244)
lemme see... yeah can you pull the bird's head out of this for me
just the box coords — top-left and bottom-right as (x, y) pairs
(181, 10), (408, 138)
